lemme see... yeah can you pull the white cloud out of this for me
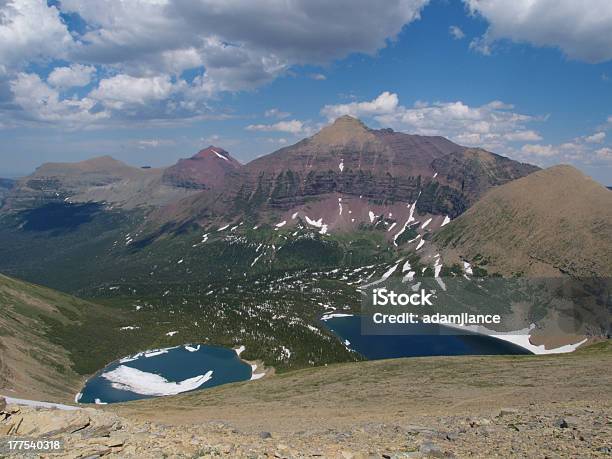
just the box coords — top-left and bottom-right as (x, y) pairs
(309, 73), (327, 80)
(246, 120), (307, 135)
(90, 75), (175, 109)
(517, 121), (612, 167)
(0, 0), (73, 73)
(449, 25), (465, 40)
(47, 65), (96, 89)
(265, 108), (290, 119)
(465, 0), (612, 63)
(596, 147), (612, 160)
(322, 92), (542, 153)
(0, 0), (431, 126)
(321, 91), (400, 119)
(520, 144), (557, 157)
(9, 73), (108, 125)
(503, 130), (542, 142)
(58, 0), (430, 86)
(585, 132), (606, 143)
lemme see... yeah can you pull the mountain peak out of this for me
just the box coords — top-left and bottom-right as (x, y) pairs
(162, 146), (240, 190)
(193, 146), (230, 160)
(312, 115), (373, 145)
(331, 115), (368, 130)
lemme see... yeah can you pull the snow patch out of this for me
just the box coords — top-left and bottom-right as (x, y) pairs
(234, 345), (246, 356)
(304, 215), (328, 234)
(320, 313), (354, 321)
(441, 215), (451, 227)
(250, 364), (265, 380)
(214, 151), (229, 161)
(102, 366), (213, 396)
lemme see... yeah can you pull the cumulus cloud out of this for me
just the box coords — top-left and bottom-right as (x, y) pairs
(321, 91), (400, 119)
(596, 147), (612, 160)
(585, 132), (606, 143)
(465, 0), (612, 63)
(0, 0), (431, 127)
(517, 124), (612, 167)
(47, 65), (96, 89)
(9, 73), (108, 125)
(449, 25), (465, 40)
(520, 144), (557, 157)
(246, 120), (307, 135)
(0, 0), (73, 73)
(321, 92), (543, 153)
(90, 75), (176, 109)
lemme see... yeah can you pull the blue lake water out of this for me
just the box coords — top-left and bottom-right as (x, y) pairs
(322, 315), (532, 359)
(79, 344), (252, 404)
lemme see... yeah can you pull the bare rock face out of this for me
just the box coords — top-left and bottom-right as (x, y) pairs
(161, 146), (241, 190)
(189, 116), (538, 219)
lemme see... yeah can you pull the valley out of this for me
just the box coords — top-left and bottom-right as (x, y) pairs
(0, 116), (609, 409)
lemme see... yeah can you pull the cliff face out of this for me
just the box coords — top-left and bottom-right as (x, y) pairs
(177, 116), (538, 222)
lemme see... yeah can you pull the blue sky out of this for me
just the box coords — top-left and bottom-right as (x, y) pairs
(1, 0), (612, 184)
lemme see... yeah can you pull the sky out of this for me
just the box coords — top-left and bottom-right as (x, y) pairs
(1, 0), (612, 185)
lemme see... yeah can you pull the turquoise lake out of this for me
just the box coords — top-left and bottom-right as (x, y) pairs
(79, 344), (252, 404)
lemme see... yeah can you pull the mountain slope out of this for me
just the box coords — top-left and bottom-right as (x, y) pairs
(0, 273), (87, 400)
(162, 146), (241, 190)
(0, 178), (15, 207)
(4, 156), (198, 211)
(163, 116), (538, 227)
(435, 165), (612, 277)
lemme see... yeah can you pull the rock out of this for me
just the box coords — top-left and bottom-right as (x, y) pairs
(445, 432), (458, 442)
(259, 431), (272, 439)
(0, 397), (6, 412)
(554, 417), (579, 429)
(419, 441), (445, 458)
(498, 408), (519, 417)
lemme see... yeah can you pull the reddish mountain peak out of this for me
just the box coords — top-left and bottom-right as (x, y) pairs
(192, 146), (232, 161)
(162, 146), (240, 190)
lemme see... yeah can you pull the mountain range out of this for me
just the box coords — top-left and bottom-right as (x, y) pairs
(0, 116), (609, 382)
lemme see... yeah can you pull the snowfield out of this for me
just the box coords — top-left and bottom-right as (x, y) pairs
(102, 366), (213, 396)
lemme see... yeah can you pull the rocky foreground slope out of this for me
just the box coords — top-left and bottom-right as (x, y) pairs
(1, 342), (610, 458)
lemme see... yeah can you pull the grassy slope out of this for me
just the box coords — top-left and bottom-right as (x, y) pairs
(0, 273), (89, 400)
(434, 165), (612, 277)
(114, 341), (612, 433)
(0, 273), (174, 401)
